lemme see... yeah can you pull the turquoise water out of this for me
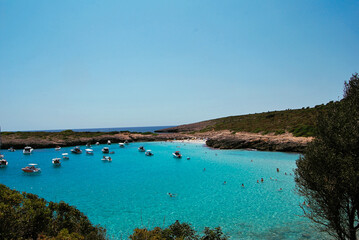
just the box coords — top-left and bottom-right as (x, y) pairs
(0, 142), (325, 239)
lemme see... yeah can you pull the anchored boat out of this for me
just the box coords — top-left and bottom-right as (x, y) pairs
(101, 156), (112, 162)
(173, 151), (182, 158)
(102, 147), (110, 153)
(71, 146), (82, 154)
(52, 158), (61, 166)
(145, 150), (154, 156)
(86, 149), (94, 155)
(22, 163), (41, 173)
(23, 146), (33, 155)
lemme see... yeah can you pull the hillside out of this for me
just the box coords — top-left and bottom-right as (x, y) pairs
(156, 102), (333, 137)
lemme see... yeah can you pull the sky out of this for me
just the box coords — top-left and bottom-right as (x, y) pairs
(0, 0), (358, 131)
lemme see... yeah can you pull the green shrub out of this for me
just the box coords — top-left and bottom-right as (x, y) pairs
(130, 220), (228, 240)
(0, 184), (106, 240)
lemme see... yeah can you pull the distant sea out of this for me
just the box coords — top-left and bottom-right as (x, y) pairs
(24, 126), (175, 133)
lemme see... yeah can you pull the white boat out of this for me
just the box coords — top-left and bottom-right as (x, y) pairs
(8, 147), (15, 152)
(0, 159), (8, 168)
(107, 140), (111, 145)
(23, 146), (33, 155)
(145, 150), (154, 156)
(119, 143), (125, 148)
(138, 146), (145, 152)
(22, 163), (41, 173)
(101, 156), (112, 162)
(86, 149), (94, 155)
(102, 147), (109, 153)
(96, 142), (100, 145)
(62, 153), (69, 159)
(52, 158), (61, 166)
(124, 140), (129, 145)
(71, 146), (82, 154)
(55, 146), (61, 151)
(173, 151), (182, 158)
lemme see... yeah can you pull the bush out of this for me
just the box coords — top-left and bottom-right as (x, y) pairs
(0, 184), (106, 240)
(130, 220), (228, 240)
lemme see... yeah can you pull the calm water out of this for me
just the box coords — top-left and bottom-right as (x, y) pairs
(22, 125), (174, 133)
(0, 142), (326, 239)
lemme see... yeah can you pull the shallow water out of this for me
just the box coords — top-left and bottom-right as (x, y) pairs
(0, 142), (326, 239)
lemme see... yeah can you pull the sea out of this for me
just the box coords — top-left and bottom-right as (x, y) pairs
(0, 142), (327, 239)
(22, 126), (175, 133)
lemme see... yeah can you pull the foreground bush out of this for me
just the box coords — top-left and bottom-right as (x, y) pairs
(0, 184), (106, 240)
(130, 220), (228, 240)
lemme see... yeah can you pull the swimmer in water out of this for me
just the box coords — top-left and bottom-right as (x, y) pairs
(223, 181), (227, 185)
(277, 168), (279, 172)
(203, 168), (206, 171)
(261, 178), (264, 183)
(241, 184), (244, 188)
(257, 180), (259, 183)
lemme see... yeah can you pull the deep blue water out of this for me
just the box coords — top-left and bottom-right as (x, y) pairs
(17, 125), (175, 133)
(0, 142), (327, 239)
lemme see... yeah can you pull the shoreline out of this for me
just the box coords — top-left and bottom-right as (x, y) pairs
(1, 130), (311, 153)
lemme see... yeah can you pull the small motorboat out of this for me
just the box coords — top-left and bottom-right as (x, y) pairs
(101, 156), (112, 162)
(119, 143), (125, 148)
(96, 142), (100, 145)
(110, 151), (115, 154)
(55, 146), (61, 151)
(8, 147), (15, 152)
(0, 159), (8, 168)
(107, 140), (111, 145)
(124, 140), (129, 145)
(23, 146), (33, 155)
(71, 146), (82, 154)
(138, 146), (145, 152)
(62, 153), (69, 159)
(187, 157), (190, 160)
(102, 147), (110, 153)
(86, 149), (94, 155)
(86, 143), (92, 148)
(173, 151), (182, 158)
(145, 150), (154, 156)
(52, 158), (61, 166)
(22, 163), (41, 173)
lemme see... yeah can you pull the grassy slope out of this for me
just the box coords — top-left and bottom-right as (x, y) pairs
(161, 102), (334, 137)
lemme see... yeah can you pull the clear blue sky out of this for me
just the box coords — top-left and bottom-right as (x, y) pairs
(0, 0), (358, 131)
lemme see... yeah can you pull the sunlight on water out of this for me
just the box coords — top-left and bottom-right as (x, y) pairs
(0, 142), (326, 239)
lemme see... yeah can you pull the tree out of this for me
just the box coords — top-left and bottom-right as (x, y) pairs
(295, 73), (359, 240)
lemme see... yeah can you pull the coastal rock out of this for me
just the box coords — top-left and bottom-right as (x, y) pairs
(205, 132), (310, 153)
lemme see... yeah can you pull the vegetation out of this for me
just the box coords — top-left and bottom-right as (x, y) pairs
(130, 220), (228, 240)
(199, 104), (331, 137)
(294, 73), (359, 240)
(1, 129), (154, 141)
(0, 184), (106, 240)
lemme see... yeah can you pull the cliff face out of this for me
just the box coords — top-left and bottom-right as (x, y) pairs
(206, 137), (307, 152)
(203, 131), (311, 153)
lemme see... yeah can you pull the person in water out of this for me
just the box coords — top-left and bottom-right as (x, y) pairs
(241, 184), (244, 188)
(261, 178), (264, 182)
(223, 181), (227, 185)
(277, 168), (279, 172)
